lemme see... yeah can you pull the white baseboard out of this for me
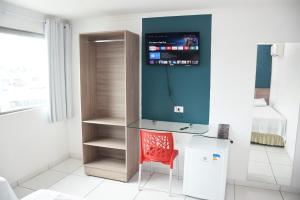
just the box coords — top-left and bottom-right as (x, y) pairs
(280, 185), (300, 194)
(234, 179), (280, 191)
(48, 154), (69, 169)
(17, 165), (49, 185)
(15, 154), (69, 187)
(69, 152), (83, 160)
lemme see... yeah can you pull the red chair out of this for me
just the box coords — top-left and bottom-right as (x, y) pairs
(138, 129), (179, 195)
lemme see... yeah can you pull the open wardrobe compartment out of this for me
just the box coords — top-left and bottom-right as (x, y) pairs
(80, 30), (139, 182)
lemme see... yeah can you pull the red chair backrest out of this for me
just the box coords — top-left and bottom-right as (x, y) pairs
(139, 129), (174, 163)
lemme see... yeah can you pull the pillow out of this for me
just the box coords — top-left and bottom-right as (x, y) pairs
(254, 98), (267, 107)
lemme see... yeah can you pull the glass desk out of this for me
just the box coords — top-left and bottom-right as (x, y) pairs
(128, 119), (209, 135)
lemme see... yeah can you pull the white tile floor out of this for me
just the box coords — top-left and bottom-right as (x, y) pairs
(13, 158), (299, 200)
(248, 144), (293, 185)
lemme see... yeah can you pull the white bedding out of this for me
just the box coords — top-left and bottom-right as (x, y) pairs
(22, 190), (82, 200)
(0, 177), (18, 200)
(252, 106), (287, 139)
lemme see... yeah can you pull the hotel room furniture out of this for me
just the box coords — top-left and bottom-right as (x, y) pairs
(129, 120), (209, 185)
(22, 190), (82, 200)
(0, 177), (82, 200)
(138, 129), (179, 195)
(252, 105), (286, 146)
(128, 119), (209, 134)
(0, 177), (18, 200)
(252, 88), (286, 146)
(130, 120), (230, 199)
(80, 30), (139, 182)
(183, 136), (229, 200)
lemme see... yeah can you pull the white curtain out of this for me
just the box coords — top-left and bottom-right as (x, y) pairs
(45, 18), (73, 122)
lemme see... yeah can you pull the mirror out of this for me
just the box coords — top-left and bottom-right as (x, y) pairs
(247, 43), (300, 186)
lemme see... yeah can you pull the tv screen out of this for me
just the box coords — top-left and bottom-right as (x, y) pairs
(145, 32), (200, 66)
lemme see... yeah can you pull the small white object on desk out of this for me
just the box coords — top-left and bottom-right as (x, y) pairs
(183, 136), (230, 200)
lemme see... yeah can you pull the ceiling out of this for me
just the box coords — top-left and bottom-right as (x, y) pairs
(2, 0), (298, 19)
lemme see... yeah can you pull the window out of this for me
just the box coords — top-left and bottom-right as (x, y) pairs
(0, 28), (48, 114)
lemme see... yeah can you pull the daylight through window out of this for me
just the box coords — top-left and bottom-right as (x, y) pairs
(0, 30), (48, 113)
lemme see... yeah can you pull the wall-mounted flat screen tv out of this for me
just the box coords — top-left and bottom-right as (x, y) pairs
(145, 32), (200, 66)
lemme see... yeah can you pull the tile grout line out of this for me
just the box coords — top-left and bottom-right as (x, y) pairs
(265, 146), (293, 185)
(19, 171), (71, 191)
(265, 147), (278, 184)
(132, 171), (156, 200)
(249, 145), (277, 184)
(50, 165), (82, 174)
(140, 169), (155, 191)
(132, 191), (141, 200)
(15, 160), (93, 198)
(138, 171), (186, 198)
(233, 181), (236, 200)
(46, 167), (78, 189)
(279, 190), (285, 200)
(16, 185), (37, 192)
(83, 179), (105, 198)
(17, 159), (80, 189)
(16, 158), (73, 187)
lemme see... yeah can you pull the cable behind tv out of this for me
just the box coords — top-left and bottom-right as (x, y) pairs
(165, 66), (184, 119)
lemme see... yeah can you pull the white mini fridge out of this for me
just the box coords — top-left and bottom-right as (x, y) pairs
(183, 136), (230, 200)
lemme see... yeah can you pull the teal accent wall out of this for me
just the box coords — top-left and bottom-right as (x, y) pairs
(142, 15), (211, 124)
(255, 45), (272, 88)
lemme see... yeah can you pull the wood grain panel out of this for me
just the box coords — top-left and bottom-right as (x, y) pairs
(95, 41), (125, 119)
(80, 36), (97, 120)
(83, 30), (125, 42)
(97, 147), (125, 160)
(84, 138), (125, 150)
(126, 128), (139, 179)
(98, 125), (125, 139)
(85, 166), (127, 182)
(82, 123), (98, 143)
(80, 31), (139, 182)
(125, 31), (140, 125)
(83, 145), (98, 164)
(124, 31), (140, 179)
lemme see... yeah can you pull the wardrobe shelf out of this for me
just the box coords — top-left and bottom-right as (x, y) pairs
(82, 117), (125, 126)
(83, 138), (126, 150)
(85, 157), (126, 173)
(93, 39), (124, 43)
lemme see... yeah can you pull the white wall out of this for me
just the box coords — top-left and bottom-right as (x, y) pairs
(291, 105), (300, 187)
(69, 3), (300, 185)
(270, 43), (300, 160)
(0, 108), (69, 184)
(0, 2), (69, 184)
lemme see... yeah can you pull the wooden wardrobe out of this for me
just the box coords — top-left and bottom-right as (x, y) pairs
(79, 30), (139, 182)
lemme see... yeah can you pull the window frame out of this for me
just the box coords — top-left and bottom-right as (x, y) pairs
(0, 26), (48, 115)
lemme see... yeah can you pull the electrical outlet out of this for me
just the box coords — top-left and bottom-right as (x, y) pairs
(174, 106), (184, 113)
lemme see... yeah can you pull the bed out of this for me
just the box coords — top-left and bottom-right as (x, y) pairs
(0, 176), (82, 200)
(251, 88), (287, 146)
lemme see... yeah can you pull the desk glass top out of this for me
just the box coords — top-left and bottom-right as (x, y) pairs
(128, 119), (209, 135)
